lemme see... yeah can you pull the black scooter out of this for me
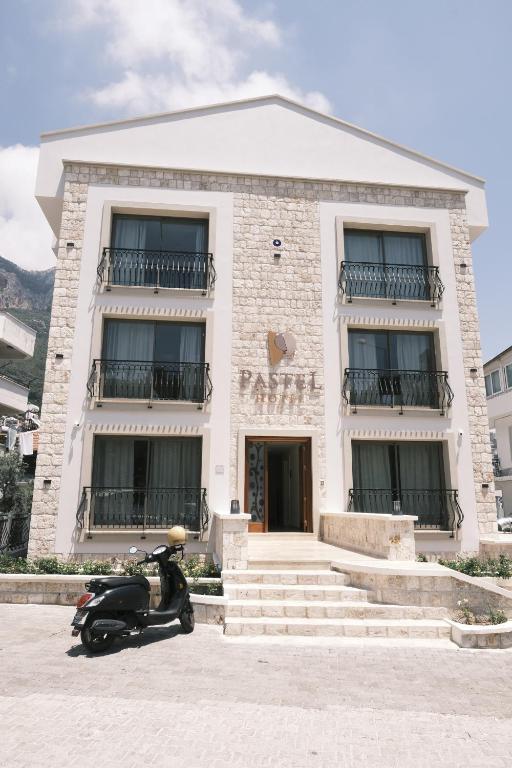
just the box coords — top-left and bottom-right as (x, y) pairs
(71, 543), (195, 653)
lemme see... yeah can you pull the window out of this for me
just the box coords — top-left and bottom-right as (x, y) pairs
(348, 329), (435, 371)
(344, 229), (427, 268)
(485, 371), (502, 396)
(112, 214), (208, 253)
(351, 441), (454, 529)
(99, 319), (206, 401)
(107, 214), (210, 290)
(90, 436), (203, 528)
(505, 363), (512, 389)
(340, 229), (438, 302)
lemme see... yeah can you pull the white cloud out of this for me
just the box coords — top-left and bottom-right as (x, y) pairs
(0, 145), (54, 271)
(70, 0), (331, 114)
(89, 69), (331, 115)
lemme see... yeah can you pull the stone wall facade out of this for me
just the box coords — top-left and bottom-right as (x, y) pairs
(449, 209), (497, 534)
(28, 161), (497, 555)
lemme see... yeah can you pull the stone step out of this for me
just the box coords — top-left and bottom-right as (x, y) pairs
(248, 560), (333, 571)
(224, 599), (448, 620)
(224, 617), (451, 639)
(223, 583), (367, 602)
(222, 569), (350, 586)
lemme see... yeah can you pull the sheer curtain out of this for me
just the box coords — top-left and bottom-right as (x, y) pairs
(352, 442), (392, 512)
(102, 321), (155, 398)
(161, 219), (207, 289)
(398, 442), (443, 522)
(344, 231), (383, 263)
(92, 437), (134, 524)
(384, 233), (427, 299)
(179, 325), (204, 400)
(149, 438), (202, 525)
(391, 333), (435, 407)
(112, 218), (147, 285)
(344, 231), (384, 298)
(383, 234), (425, 266)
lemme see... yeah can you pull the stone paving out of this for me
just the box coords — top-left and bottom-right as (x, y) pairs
(1, 604), (511, 768)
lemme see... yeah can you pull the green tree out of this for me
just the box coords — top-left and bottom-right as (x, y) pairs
(0, 452), (33, 515)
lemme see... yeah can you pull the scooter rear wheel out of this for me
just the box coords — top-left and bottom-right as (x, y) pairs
(81, 623), (116, 653)
(179, 599), (195, 634)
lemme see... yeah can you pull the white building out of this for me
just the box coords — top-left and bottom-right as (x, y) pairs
(28, 95), (497, 560)
(484, 346), (512, 519)
(0, 312), (36, 416)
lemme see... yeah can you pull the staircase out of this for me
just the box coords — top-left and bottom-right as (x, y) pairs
(222, 565), (451, 640)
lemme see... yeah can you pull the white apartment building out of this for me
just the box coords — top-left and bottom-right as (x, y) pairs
(0, 312), (36, 416)
(28, 95), (497, 559)
(484, 346), (512, 518)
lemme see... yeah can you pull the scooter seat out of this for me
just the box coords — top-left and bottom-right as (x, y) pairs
(89, 575), (151, 591)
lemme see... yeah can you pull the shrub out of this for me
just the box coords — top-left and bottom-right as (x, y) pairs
(487, 607), (508, 625)
(0, 553), (220, 579)
(439, 554), (512, 579)
(80, 559), (113, 576)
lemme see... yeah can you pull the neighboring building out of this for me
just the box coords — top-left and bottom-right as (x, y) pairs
(0, 312), (36, 416)
(484, 346), (512, 519)
(28, 95), (496, 559)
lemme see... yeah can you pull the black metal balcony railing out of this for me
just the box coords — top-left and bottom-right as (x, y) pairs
(77, 487), (209, 536)
(348, 488), (463, 534)
(87, 360), (212, 404)
(338, 262), (444, 306)
(0, 512), (31, 557)
(342, 369), (453, 414)
(98, 248), (216, 293)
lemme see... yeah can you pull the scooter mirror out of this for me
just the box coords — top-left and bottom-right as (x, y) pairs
(128, 546), (138, 554)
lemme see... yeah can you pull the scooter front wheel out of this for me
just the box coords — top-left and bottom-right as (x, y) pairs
(179, 599), (195, 634)
(81, 623), (116, 653)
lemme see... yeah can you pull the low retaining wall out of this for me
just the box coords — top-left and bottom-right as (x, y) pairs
(449, 620), (512, 649)
(0, 575), (225, 624)
(207, 512), (250, 570)
(320, 512), (417, 560)
(333, 560), (512, 617)
(480, 534), (512, 558)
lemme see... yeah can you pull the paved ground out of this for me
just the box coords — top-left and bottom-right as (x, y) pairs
(1, 605), (511, 768)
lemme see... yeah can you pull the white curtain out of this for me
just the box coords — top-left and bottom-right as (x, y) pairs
(398, 442), (443, 521)
(179, 325), (204, 400)
(92, 437), (135, 525)
(103, 321), (154, 361)
(113, 218), (147, 250)
(112, 218), (148, 285)
(391, 333), (432, 371)
(344, 231), (383, 263)
(148, 438), (202, 525)
(102, 321), (155, 398)
(383, 233), (425, 266)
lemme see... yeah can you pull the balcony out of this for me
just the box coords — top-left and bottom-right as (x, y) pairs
(87, 360), (212, 405)
(342, 369), (453, 414)
(347, 489), (463, 534)
(338, 262), (444, 306)
(0, 373), (29, 416)
(98, 247), (216, 293)
(0, 312), (36, 360)
(77, 487), (209, 536)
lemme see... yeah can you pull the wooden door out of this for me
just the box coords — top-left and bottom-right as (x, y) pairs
(299, 440), (312, 532)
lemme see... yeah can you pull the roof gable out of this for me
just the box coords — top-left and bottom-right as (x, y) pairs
(36, 95), (487, 237)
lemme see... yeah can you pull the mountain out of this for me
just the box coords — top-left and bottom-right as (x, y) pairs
(0, 255), (55, 407)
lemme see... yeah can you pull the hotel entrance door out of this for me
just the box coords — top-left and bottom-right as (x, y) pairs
(245, 437), (312, 533)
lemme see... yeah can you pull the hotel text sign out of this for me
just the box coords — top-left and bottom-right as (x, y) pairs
(240, 369), (321, 403)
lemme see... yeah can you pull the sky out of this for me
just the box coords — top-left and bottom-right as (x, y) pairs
(0, 0), (510, 361)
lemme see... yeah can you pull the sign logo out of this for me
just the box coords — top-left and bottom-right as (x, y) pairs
(267, 330), (296, 366)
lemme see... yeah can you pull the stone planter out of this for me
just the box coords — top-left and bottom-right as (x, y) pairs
(449, 619), (512, 649)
